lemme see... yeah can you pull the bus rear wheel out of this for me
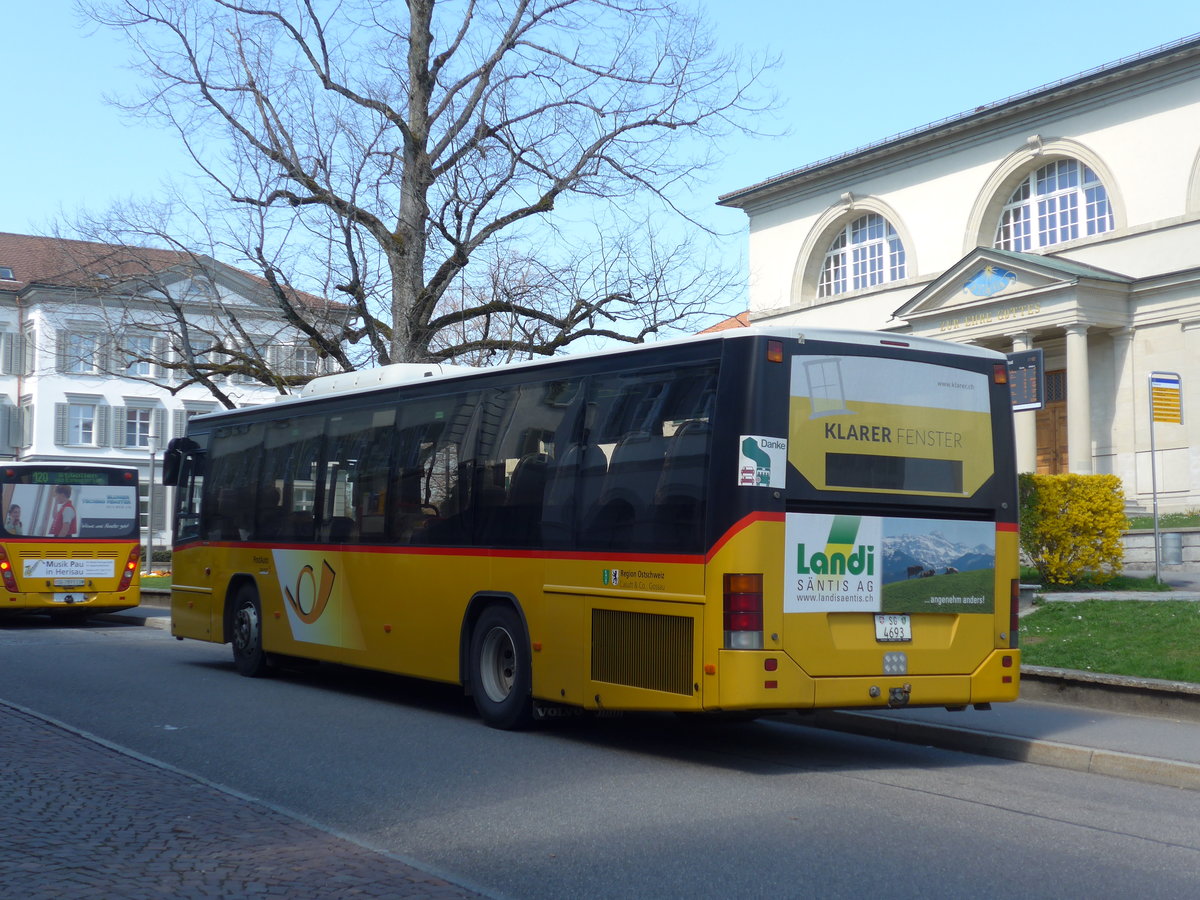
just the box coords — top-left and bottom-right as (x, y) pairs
(469, 605), (533, 730)
(231, 585), (270, 678)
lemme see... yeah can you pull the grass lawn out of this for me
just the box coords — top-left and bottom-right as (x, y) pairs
(1020, 568), (1172, 592)
(1126, 511), (1200, 530)
(141, 575), (171, 590)
(1021, 599), (1200, 683)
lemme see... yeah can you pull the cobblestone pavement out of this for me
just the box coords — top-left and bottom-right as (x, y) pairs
(0, 701), (485, 900)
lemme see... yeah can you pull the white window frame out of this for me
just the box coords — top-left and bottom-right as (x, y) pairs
(818, 214), (906, 298)
(70, 403), (101, 446)
(60, 331), (102, 375)
(994, 159), (1113, 251)
(123, 334), (157, 377)
(125, 407), (154, 449)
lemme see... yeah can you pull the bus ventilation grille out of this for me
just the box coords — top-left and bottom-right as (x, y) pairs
(591, 609), (694, 696)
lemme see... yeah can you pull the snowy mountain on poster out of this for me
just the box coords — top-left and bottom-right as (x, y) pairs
(882, 530), (992, 581)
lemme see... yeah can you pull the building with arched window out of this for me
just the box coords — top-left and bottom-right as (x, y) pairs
(719, 34), (1200, 512)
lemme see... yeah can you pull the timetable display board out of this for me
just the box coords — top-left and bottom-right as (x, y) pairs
(1006, 348), (1044, 411)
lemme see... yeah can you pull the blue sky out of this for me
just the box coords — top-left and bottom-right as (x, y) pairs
(4, 2), (1199, 243)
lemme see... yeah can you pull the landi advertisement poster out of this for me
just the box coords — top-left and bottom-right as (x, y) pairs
(784, 513), (996, 615)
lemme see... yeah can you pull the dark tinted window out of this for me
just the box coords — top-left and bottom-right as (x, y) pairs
(394, 392), (480, 546)
(257, 417), (325, 542)
(476, 380), (581, 548)
(320, 406), (396, 543)
(550, 364), (716, 553)
(203, 423), (263, 540)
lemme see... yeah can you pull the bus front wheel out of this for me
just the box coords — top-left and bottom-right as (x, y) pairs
(231, 585), (270, 678)
(468, 605), (533, 730)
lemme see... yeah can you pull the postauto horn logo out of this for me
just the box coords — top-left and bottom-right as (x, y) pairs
(795, 515), (875, 576)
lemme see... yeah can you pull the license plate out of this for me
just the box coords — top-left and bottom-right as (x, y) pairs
(54, 579), (86, 588)
(875, 614), (911, 642)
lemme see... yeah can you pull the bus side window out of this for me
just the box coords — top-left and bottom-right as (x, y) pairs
(259, 417), (324, 543)
(476, 381), (578, 548)
(575, 364), (715, 554)
(203, 424), (262, 542)
(652, 418), (710, 550)
(396, 392), (479, 546)
(321, 407), (396, 544)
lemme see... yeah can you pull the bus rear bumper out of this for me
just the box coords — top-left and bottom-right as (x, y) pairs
(2, 590), (141, 613)
(713, 648), (1020, 711)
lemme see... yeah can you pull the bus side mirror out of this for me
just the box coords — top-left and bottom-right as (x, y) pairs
(162, 450), (181, 486)
(162, 437), (198, 486)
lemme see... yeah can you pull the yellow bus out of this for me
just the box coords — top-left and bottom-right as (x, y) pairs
(162, 327), (1019, 728)
(0, 463), (142, 622)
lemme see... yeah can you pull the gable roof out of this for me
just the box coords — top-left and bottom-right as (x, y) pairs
(892, 247), (1133, 333)
(0, 232), (184, 292)
(0, 231), (333, 313)
(698, 310), (751, 333)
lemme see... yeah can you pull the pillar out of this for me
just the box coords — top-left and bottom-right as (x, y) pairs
(1064, 323), (1093, 474)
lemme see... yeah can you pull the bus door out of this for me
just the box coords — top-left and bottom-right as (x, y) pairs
(165, 440), (215, 640)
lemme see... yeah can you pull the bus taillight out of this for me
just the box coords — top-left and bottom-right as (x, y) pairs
(118, 546), (141, 591)
(724, 573), (764, 650)
(0, 547), (17, 592)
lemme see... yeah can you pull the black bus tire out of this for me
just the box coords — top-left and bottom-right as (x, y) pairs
(468, 604), (533, 730)
(231, 584), (270, 678)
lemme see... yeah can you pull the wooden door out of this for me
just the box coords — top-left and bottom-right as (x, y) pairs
(1035, 369), (1067, 474)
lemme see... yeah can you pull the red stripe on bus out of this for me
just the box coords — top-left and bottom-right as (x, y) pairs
(178, 540), (706, 566)
(0, 537), (139, 544)
(706, 511), (785, 562)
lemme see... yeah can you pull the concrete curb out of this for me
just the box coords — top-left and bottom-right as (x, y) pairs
(801, 710), (1200, 791)
(1021, 666), (1200, 722)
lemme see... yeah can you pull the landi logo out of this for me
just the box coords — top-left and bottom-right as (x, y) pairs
(602, 569), (621, 586)
(795, 515), (875, 576)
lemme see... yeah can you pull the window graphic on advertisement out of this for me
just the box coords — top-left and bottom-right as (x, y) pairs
(802, 358), (851, 418)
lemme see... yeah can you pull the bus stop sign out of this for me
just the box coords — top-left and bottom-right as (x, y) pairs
(1150, 372), (1183, 424)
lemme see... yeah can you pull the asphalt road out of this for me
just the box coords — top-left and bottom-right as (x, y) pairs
(4, 615), (1200, 899)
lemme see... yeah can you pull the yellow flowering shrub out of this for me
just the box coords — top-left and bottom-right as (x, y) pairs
(1018, 473), (1128, 585)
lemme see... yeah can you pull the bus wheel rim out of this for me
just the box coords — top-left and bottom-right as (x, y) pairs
(235, 602), (259, 652)
(480, 626), (515, 703)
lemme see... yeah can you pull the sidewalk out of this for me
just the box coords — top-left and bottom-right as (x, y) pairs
(813, 566), (1200, 789)
(803, 696), (1200, 791)
(0, 699), (485, 900)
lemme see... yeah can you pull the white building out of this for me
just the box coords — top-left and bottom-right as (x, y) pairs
(720, 34), (1200, 512)
(0, 232), (340, 549)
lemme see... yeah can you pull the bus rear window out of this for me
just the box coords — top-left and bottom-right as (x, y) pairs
(0, 469), (139, 539)
(788, 354), (993, 498)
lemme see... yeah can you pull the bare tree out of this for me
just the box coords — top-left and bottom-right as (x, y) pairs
(51, 207), (350, 407)
(82, 0), (770, 365)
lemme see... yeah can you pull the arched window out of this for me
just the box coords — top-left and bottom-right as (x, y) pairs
(817, 214), (906, 298)
(994, 159), (1113, 251)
